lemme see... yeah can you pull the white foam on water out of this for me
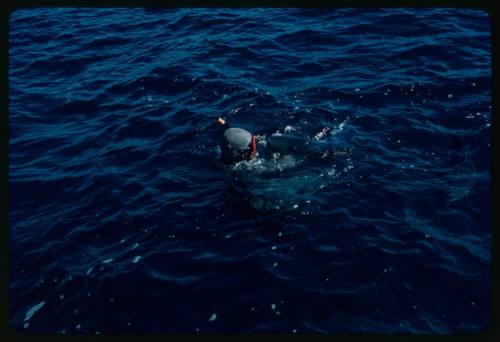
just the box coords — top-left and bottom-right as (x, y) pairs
(102, 258), (113, 264)
(24, 301), (45, 322)
(232, 154), (299, 174)
(271, 304), (276, 310)
(132, 256), (141, 263)
(86, 267), (93, 275)
(330, 118), (348, 136)
(314, 127), (330, 141)
(327, 166), (338, 178)
(209, 313), (217, 322)
(132, 243), (139, 250)
(24, 322), (29, 329)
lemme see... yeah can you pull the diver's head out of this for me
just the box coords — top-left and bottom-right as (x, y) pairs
(217, 117), (256, 163)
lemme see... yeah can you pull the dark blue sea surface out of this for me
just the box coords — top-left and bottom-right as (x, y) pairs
(9, 8), (491, 334)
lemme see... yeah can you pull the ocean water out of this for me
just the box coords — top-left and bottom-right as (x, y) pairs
(8, 8), (491, 334)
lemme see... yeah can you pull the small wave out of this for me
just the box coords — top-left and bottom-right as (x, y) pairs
(80, 36), (132, 50)
(27, 55), (109, 76)
(275, 29), (346, 48)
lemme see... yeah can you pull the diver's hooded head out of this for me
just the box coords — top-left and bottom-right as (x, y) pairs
(217, 118), (256, 163)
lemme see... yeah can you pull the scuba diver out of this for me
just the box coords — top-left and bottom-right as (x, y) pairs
(216, 117), (332, 164)
(217, 117), (257, 163)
